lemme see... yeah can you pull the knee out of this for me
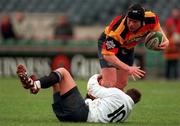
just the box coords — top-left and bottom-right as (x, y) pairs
(119, 79), (128, 85)
(101, 79), (117, 87)
(116, 80), (128, 90)
(55, 67), (68, 75)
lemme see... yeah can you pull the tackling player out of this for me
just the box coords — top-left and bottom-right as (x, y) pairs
(17, 64), (141, 123)
(98, 4), (169, 90)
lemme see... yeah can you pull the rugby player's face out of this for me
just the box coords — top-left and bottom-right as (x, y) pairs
(127, 17), (141, 32)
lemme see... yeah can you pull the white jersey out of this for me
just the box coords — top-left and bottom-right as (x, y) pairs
(85, 74), (134, 123)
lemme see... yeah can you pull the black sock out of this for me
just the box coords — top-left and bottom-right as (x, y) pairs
(39, 71), (62, 89)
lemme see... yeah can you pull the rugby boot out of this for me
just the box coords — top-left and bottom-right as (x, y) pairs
(17, 64), (34, 89)
(17, 65), (39, 94)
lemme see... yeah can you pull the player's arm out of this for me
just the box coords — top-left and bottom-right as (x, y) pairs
(155, 27), (169, 50)
(148, 13), (169, 50)
(103, 55), (145, 80)
(101, 37), (129, 71)
(87, 74), (114, 98)
(102, 37), (145, 80)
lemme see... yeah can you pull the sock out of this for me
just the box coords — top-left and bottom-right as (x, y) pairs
(38, 71), (62, 89)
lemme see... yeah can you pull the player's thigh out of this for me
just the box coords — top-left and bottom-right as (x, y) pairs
(55, 68), (76, 95)
(116, 68), (129, 86)
(52, 84), (60, 94)
(101, 67), (117, 87)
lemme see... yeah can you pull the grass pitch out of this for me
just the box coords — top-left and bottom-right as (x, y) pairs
(0, 78), (180, 126)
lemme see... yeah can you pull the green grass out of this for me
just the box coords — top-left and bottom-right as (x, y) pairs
(0, 78), (180, 126)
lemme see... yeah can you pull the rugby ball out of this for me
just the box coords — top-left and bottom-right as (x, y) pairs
(145, 31), (163, 50)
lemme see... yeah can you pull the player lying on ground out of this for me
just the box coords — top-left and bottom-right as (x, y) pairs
(17, 64), (141, 123)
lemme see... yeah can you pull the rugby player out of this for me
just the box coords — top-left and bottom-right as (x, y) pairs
(17, 64), (141, 123)
(98, 4), (169, 90)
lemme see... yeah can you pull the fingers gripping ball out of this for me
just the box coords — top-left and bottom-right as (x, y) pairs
(145, 31), (163, 50)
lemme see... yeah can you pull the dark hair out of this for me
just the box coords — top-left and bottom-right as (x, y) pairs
(127, 4), (145, 22)
(126, 88), (141, 104)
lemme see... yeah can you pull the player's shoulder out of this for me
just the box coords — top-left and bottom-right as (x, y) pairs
(144, 10), (157, 17)
(111, 15), (125, 22)
(89, 74), (99, 80)
(87, 74), (99, 84)
(108, 15), (125, 31)
(144, 10), (159, 25)
(110, 87), (126, 97)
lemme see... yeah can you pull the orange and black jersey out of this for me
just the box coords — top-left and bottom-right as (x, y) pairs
(98, 11), (161, 56)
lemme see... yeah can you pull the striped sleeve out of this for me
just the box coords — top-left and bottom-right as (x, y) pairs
(144, 11), (161, 31)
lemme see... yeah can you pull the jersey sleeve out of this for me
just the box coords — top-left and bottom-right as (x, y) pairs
(87, 74), (119, 98)
(101, 36), (120, 55)
(152, 14), (161, 31)
(144, 11), (161, 31)
(106, 16), (122, 33)
(101, 16), (125, 55)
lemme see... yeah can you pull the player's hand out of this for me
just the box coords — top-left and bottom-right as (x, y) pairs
(154, 40), (169, 50)
(128, 66), (145, 81)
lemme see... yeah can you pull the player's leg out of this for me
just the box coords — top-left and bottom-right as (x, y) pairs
(17, 65), (88, 122)
(52, 68), (76, 101)
(38, 67), (76, 95)
(116, 68), (129, 90)
(115, 47), (134, 90)
(173, 60), (178, 79)
(51, 68), (88, 122)
(101, 67), (129, 90)
(54, 68), (76, 95)
(100, 67), (117, 87)
(165, 60), (171, 79)
(17, 65), (76, 95)
(98, 49), (117, 87)
(52, 84), (60, 94)
(99, 57), (132, 90)
(98, 40), (117, 88)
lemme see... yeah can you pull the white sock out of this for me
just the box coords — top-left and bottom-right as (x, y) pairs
(34, 80), (41, 89)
